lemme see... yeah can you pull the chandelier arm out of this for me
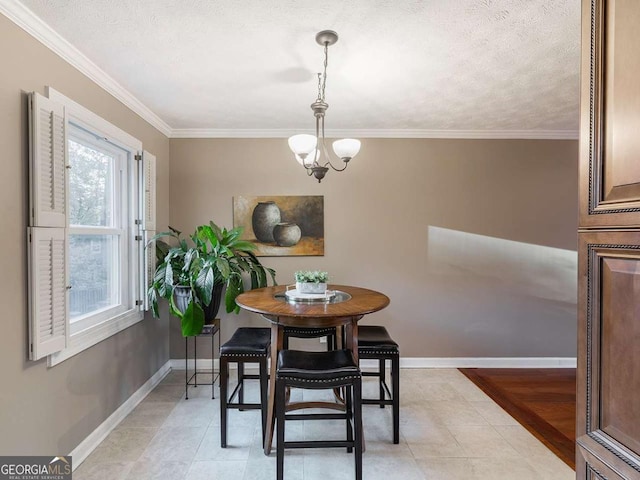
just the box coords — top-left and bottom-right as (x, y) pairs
(319, 114), (332, 168)
(327, 160), (349, 172)
(310, 115), (322, 169)
(317, 106), (348, 172)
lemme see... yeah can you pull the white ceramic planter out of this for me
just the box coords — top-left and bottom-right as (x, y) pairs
(296, 282), (327, 294)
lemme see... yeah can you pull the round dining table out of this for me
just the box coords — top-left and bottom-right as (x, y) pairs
(235, 284), (390, 455)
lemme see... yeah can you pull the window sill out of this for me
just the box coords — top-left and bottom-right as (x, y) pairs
(48, 309), (144, 367)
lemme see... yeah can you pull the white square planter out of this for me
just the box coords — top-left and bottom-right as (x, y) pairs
(296, 282), (327, 294)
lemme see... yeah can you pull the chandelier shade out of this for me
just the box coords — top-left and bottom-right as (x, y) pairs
(332, 139), (361, 161)
(287, 30), (361, 183)
(288, 134), (317, 156)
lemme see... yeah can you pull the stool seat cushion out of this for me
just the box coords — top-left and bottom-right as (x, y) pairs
(277, 349), (360, 381)
(358, 326), (398, 350)
(220, 328), (271, 356)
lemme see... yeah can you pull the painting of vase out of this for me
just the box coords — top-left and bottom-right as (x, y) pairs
(233, 195), (324, 256)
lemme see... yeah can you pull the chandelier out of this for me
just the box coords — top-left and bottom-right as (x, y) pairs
(287, 30), (361, 183)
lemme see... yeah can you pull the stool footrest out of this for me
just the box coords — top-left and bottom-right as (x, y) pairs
(284, 440), (355, 449)
(227, 403), (263, 410)
(285, 413), (349, 421)
(362, 399), (393, 406)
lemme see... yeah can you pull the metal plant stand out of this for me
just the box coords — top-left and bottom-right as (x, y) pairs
(185, 318), (220, 400)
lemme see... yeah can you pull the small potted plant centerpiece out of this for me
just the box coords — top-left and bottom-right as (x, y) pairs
(295, 270), (329, 294)
(148, 221), (276, 336)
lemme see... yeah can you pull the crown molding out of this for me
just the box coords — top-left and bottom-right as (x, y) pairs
(1, 0), (578, 142)
(170, 128), (579, 140)
(0, 0), (172, 137)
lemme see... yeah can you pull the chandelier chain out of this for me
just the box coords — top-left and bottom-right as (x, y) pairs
(321, 43), (328, 102)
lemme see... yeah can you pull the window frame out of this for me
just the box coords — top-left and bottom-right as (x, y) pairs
(67, 126), (131, 335)
(46, 88), (145, 367)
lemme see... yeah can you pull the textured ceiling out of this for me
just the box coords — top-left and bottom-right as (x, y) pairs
(16, 0), (581, 135)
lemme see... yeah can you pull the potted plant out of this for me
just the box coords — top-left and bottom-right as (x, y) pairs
(294, 270), (329, 294)
(148, 221), (276, 336)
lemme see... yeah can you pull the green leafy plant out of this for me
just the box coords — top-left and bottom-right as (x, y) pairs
(148, 221), (276, 336)
(294, 270), (329, 283)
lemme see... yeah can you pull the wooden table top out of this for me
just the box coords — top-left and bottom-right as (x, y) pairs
(236, 284), (390, 319)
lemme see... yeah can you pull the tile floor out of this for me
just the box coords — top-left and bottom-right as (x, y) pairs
(74, 368), (575, 480)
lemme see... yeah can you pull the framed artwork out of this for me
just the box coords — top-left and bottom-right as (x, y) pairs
(233, 195), (324, 256)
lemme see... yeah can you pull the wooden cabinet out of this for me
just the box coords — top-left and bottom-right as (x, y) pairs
(577, 232), (640, 478)
(579, 0), (640, 228)
(578, 1), (640, 478)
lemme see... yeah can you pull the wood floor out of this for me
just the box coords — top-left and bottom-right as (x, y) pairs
(459, 368), (576, 469)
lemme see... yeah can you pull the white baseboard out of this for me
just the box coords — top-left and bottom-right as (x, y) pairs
(170, 357), (577, 370)
(70, 361), (171, 470)
(399, 357), (577, 368)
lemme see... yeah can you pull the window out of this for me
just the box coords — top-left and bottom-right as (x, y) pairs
(28, 88), (156, 365)
(68, 127), (131, 334)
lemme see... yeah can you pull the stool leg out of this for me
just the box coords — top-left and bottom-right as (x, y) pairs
(353, 379), (363, 480)
(220, 357), (228, 448)
(379, 358), (386, 408)
(346, 384), (353, 453)
(276, 377), (286, 480)
(259, 357), (268, 443)
(194, 337), (198, 387)
(392, 354), (400, 444)
(185, 337), (189, 400)
(238, 362), (245, 409)
(211, 330), (215, 399)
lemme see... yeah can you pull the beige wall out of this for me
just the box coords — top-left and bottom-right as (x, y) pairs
(0, 15), (170, 455)
(169, 138), (578, 359)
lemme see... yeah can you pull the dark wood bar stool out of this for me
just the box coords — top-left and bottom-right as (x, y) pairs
(358, 325), (400, 444)
(219, 327), (270, 448)
(276, 349), (363, 480)
(282, 326), (336, 349)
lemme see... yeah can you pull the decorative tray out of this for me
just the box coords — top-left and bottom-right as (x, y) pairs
(284, 286), (337, 303)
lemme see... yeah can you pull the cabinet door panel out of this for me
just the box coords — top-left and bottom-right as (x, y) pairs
(580, 0), (640, 226)
(577, 230), (640, 478)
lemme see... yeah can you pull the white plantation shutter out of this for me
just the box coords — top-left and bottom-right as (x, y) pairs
(28, 93), (68, 360)
(139, 151), (156, 311)
(142, 230), (156, 311)
(28, 93), (69, 360)
(28, 228), (68, 360)
(29, 93), (67, 228)
(142, 151), (156, 231)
